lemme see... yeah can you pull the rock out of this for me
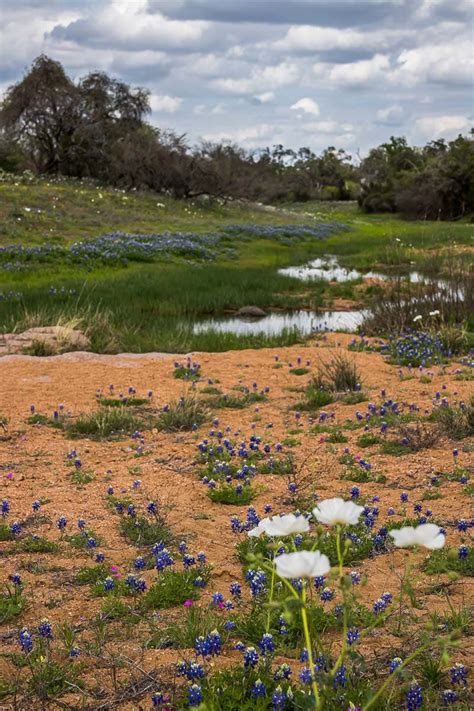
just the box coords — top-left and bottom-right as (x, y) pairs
(236, 306), (267, 318)
(0, 326), (90, 357)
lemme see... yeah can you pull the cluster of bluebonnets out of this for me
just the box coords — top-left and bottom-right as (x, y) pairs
(382, 330), (449, 367)
(0, 223), (346, 272)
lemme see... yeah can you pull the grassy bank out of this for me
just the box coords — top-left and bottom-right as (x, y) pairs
(0, 176), (472, 352)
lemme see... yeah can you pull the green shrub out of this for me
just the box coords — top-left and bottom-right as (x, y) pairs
(431, 399), (474, 440)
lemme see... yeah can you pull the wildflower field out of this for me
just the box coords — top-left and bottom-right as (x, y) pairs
(0, 335), (472, 709)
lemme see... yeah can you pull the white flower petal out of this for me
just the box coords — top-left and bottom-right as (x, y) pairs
(275, 550), (330, 579)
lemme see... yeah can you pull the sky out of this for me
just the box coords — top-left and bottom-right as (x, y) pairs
(1, 0), (473, 157)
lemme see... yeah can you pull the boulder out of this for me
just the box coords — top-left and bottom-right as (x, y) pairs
(0, 326), (90, 356)
(236, 306), (267, 318)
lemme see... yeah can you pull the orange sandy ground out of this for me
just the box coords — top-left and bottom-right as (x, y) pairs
(0, 335), (472, 707)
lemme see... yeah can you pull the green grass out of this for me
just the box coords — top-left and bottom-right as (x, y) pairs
(210, 391), (267, 409)
(119, 515), (171, 547)
(15, 536), (59, 553)
(0, 585), (27, 623)
(423, 547), (474, 576)
(141, 567), (211, 610)
(208, 484), (256, 505)
(74, 563), (111, 586)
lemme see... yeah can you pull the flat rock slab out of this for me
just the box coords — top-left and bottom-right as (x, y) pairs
(0, 326), (90, 356)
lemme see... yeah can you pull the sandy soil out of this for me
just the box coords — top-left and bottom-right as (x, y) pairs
(0, 335), (472, 707)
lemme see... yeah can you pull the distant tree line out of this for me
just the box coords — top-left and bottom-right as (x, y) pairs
(1, 56), (473, 220)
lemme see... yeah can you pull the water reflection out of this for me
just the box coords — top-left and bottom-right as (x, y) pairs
(194, 310), (366, 336)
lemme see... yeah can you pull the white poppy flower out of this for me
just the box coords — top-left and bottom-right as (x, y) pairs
(275, 550), (331, 579)
(313, 498), (364, 526)
(413, 315), (423, 322)
(248, 513), (309, 538)
(429, 310), (440, 316)
(389, 523), (445, 550)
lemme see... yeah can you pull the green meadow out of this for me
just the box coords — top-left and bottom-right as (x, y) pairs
(0, 176), (472, 353)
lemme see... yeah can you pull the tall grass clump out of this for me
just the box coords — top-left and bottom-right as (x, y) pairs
(65, 407), (144, 439)
(432, 398), (474, 440)
(156, 396), (208, 432)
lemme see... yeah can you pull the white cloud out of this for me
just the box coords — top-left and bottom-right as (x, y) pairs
(50, 5), (210, 52)
(290, 97), (320, 116)
(201, 123), (276, 146)
(150, 94), (182, 113)
(375, 104), (404, 126)
(254, 91), (275, 103)
(302, 120), (354, 135)
(412, 115), (471, 141)
(327, 54), (390, 87)
(278, 25), (410, 53)
(212, 62), (298, 94)
(391, 41), (473, 87)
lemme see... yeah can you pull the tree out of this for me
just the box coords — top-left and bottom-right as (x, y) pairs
(0, 55), (77, 172)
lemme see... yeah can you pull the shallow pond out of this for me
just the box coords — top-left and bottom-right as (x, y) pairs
(278, 255), (430, 284)
(193, 309), (367, 336)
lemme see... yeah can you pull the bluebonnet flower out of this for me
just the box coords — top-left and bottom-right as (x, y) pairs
(69, 646), (81, 657)
(95, 552), (105, 563)
(197, 551), (206, 563)
(450, 663), (467, 686)
(350, 486), (360, 499)
(243, 646), (259, 668)
(347, 628), (359, 645)
(230, 582), (241, 598)
(134, 556), (146, 570)
(442, 690), (457, 704)
(320, 587), (334, 602)
(258, 633), (275, 655)
(10, 521), (21, 536)
(177, 660), (205, 681)
(246, 568), (267, 597)
(57, 516), (67, 531)
(211, 592), (224, 605)
(188, 684), (202, 707)
(300, 667), (313, 684)
(10, 574), (22, 586)
(314, 575), (325, 590)
(333, 665), (347, 688)
(457, 519), (468, 532)
(271, 686), (287, 710)
(350, 571), (361, 585)
(103, 577), (115, 592)
(147, 501), (158, 515)
(400, 492), (409, 503)
(458, 545), (469, 560)
(251, 679), (266, 698)
(38, 618), (53, 639)
(193, 576), (206, 588)
(19, 628), (33, 653)
(155, 549), (174, 571)
(274, 663), (292, 680)
(389, 657), (402, 673)
(32, 500), (41, 512)
(300, 648), (309, 662)
(264, 503), (273, 513)
(406, 681), (423, 710)
(224, 621), (236, 631)
(183, 554), (196, 568)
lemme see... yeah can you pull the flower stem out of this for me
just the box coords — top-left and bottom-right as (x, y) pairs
(362, 640), (436, 710)
(266, 554), (276, 633)
(331, 526), (348, 677)
(301, 586), (321, 710)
